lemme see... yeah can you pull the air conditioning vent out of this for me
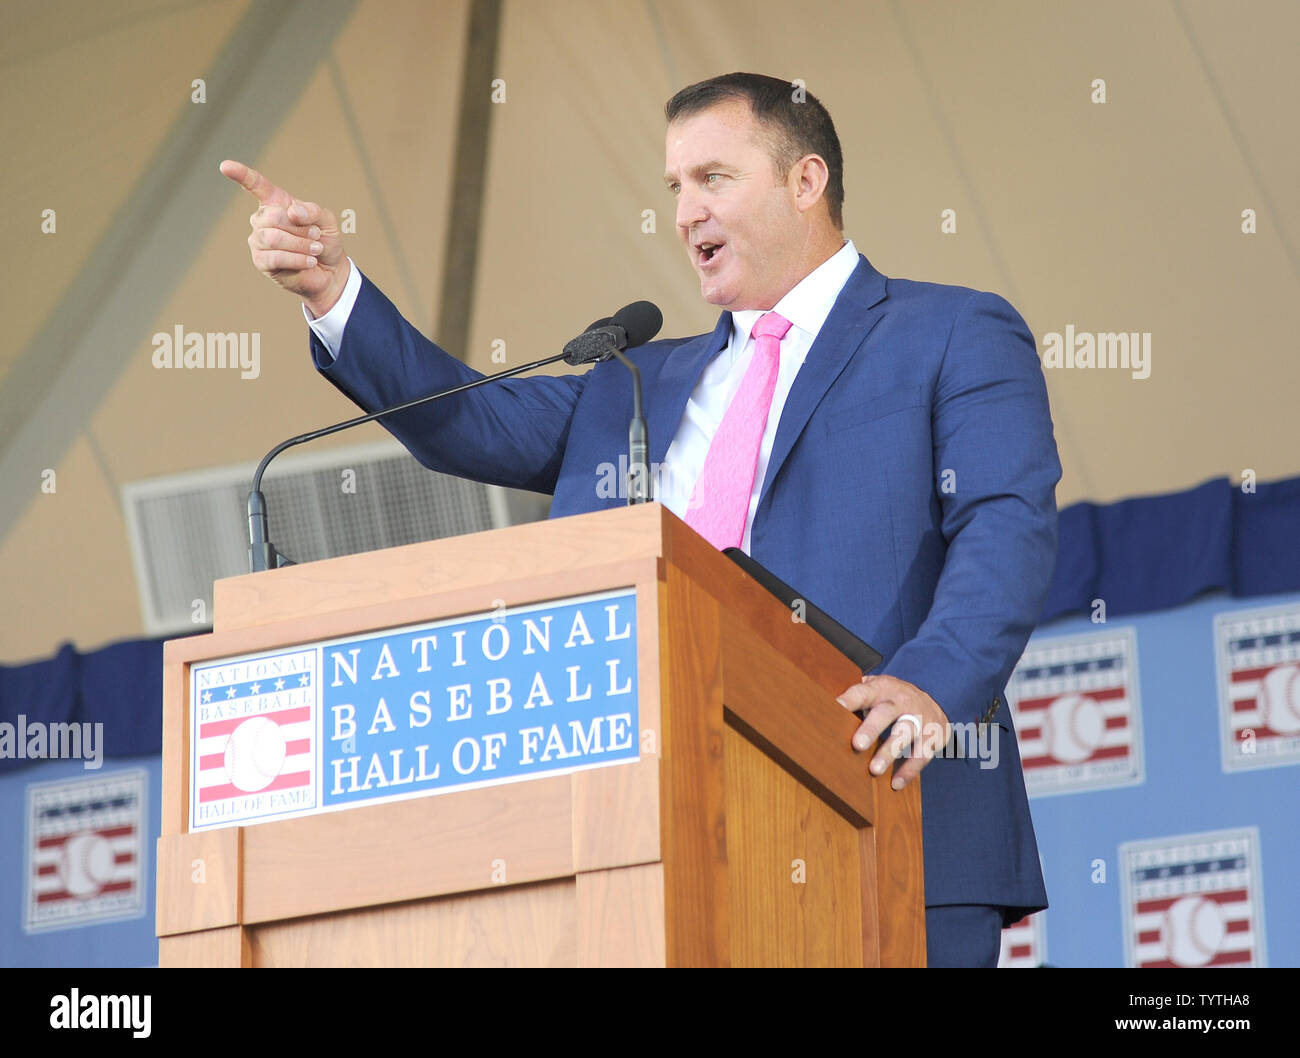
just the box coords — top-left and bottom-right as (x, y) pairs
(122, 439), (549, 635)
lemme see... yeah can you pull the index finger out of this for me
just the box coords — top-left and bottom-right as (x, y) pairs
(219, 159), (291, 207)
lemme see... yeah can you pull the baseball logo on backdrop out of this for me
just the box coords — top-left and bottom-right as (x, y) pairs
(1215, 603), (1300, 773)
(24, 769), (147, 932)
(1120, 827), (1266, 968)
(997, 910), (1047, 968)
(1006, 627), (1145, 796)
(190, 647), (318, 829)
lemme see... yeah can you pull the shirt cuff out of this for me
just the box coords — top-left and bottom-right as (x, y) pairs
(303, 258), (362, 362)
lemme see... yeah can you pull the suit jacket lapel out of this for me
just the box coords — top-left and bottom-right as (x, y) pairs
(756, 256), (889, 509)
(647, 311), (732, 467)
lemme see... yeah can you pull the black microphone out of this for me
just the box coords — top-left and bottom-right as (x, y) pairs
(600, 301), (663, 505)
(562, 301), (662, 365)
(247, 310), (648, 572)
(563, 325), (619, 365)
(561, 317), (614, 365)
(613, 300), (664, 347)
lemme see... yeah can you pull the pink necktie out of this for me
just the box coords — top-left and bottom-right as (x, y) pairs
(685, 311), (792, 550)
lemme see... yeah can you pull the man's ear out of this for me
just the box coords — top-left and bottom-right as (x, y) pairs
(790, 154), (830, 215)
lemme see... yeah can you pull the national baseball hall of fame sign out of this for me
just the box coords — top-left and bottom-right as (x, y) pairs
(188, 589), (639, 831)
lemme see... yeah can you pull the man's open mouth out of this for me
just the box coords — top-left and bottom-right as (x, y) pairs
(696, 242), (725, 267)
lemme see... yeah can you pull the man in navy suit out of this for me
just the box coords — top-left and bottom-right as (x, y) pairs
(223, 72), (1059, 967)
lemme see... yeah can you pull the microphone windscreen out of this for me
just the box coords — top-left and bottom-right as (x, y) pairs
(562, 328), (619, 365)
(613, 301), (663, 348)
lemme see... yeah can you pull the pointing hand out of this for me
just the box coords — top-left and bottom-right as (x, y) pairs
(220, 159), (350, 317)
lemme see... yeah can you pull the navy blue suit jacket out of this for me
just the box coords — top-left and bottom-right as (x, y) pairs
(311, 254), (1059, 919)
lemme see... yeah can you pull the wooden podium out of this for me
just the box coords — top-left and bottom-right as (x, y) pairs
(157, 503), (925, 966)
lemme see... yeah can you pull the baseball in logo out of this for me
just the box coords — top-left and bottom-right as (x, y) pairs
(1006, 628), (1145, 796)
(25, 769), (147, 932)
(1120, 828), (1266, 968)
(190, 648), (317, 829)
(1215, 603), (1300, 772)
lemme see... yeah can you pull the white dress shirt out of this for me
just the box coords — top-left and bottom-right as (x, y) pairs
(308, 240), (861, 554)
(304, 257), (363, 354)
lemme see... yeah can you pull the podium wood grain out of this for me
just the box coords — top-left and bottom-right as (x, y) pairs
(159, 924), (250, 968)
(576, 864), (666, 967)
(250, 881), (577, 967)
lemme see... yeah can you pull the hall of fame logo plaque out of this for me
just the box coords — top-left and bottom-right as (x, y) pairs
(191, 647), (318, 829)
(1006, 627), (1145, 797)
(24, 769), (147, 933)
(1215, 603), (1300, 773)
(1120, 827), (1265, 968)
